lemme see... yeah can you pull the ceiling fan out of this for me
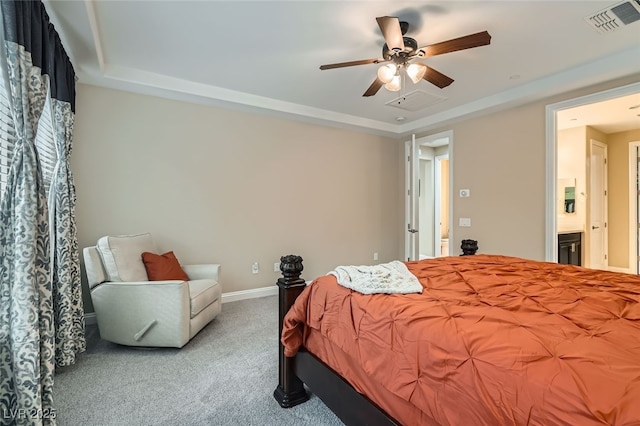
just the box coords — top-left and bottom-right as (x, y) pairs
(319, 16), (491, 97)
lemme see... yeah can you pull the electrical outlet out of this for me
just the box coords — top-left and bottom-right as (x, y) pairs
(459, 218), (471, 227)
(251, 262), (259, 274)
(373, 252), (379, 261)
(273, 262), (280, 273)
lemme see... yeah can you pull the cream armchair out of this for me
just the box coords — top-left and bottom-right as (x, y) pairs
(82, 233), (221, 348)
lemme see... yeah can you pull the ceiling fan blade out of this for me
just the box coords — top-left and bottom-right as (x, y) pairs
(376, 16), (405, 51)
(419, 31), (491, 58)
(363, 78), (384, 97)
(423, 66), (454, 89)
(320, 58), (383, 70)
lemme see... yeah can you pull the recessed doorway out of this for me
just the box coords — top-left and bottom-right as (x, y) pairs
(546, 82), (640, 273)
(405, 131), (452, 261)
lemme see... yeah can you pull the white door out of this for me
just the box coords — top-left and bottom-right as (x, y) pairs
(405, 136), (419, 261)
(589, 140), (608, 270)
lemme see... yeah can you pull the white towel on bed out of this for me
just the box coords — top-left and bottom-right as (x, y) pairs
(328, 260), (423, 295)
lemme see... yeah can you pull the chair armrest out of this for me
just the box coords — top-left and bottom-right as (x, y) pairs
(183, 264), (220, 282)
(91, 281), (190, 312)
(90, 281), (190, 347)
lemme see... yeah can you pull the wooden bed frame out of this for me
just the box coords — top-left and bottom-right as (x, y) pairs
(272, 254), (400, 425)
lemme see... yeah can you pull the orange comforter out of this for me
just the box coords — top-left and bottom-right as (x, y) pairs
(282, 255), (640, 425)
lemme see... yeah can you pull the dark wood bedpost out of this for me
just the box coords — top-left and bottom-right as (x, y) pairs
(273, 254), (310, 408)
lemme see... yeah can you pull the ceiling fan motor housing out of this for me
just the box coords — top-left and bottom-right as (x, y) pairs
(382, 37), (419, 62)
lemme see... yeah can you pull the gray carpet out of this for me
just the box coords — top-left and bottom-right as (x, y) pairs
(53, 295), (343, 425)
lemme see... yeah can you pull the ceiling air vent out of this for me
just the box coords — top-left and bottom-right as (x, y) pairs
(385, 90), (447, 112)
(585, 0), (640, 33)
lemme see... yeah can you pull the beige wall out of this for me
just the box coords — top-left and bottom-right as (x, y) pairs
(72, 84), (401, 311)
(73, 74), (639, 312)
(428, 101), (548, 258)
(557, 127), (587, 234)
(608, 129), (640, 268)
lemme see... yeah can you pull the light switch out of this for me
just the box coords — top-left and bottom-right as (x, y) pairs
(459, 218), (471, 227)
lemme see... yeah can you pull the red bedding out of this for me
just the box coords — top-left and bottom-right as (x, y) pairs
(281, 255), (640, 425)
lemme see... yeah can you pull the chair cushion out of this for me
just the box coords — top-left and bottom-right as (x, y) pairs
(97, 233), (157, 282)
(141, 251), (189, 281)
(188, 279), (221, 318)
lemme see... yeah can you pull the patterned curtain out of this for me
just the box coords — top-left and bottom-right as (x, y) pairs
(0, 1), (83, 424)
(48, 32), (84, 369)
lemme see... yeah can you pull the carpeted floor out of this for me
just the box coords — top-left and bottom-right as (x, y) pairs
(53, 295), (343, 425)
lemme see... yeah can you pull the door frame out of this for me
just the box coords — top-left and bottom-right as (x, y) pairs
(629, 142), (640, 274)
(545, 82), (640, 262)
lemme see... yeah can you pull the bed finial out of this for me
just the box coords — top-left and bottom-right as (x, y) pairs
(274, 254), (310, 408)
(461, 239), (478, 255)
(279, 254), (303, 279)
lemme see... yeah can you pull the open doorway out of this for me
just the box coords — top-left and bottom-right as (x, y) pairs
(405, 131), (452, 261)
(546, 82), (640, 273)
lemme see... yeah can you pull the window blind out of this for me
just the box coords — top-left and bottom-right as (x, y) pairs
(35, 92), (57, 198)
(0, 68), (58, 201)
(0, 67), (16, 200)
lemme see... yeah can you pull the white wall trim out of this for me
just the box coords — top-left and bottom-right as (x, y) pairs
(629, 141), (640, 274)
(221, 285), (278, 304)
(545, 103), (558, 262)
(607, 266), (632, 274)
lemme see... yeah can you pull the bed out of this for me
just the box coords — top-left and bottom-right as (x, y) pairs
(273, 254), (640, 425)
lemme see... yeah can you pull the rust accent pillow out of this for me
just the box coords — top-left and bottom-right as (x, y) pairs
(141, 251), (190, 281)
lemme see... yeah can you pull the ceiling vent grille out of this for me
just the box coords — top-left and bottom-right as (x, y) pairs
(585, 0), (640, 33)
(385, 90), (447, 111)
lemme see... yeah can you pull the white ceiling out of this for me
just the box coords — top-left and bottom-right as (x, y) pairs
(44, 0), (640, 137)
(557, 92), (640, 133)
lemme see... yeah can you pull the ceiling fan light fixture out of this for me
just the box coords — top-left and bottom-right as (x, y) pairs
(406, 62), (427, 84)
(385, 74), (402, 92)
(377, 64), (397, 84)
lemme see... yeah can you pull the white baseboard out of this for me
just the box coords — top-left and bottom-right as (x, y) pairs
(221, 285), (278, 304)
(607, 266), (632, 274)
